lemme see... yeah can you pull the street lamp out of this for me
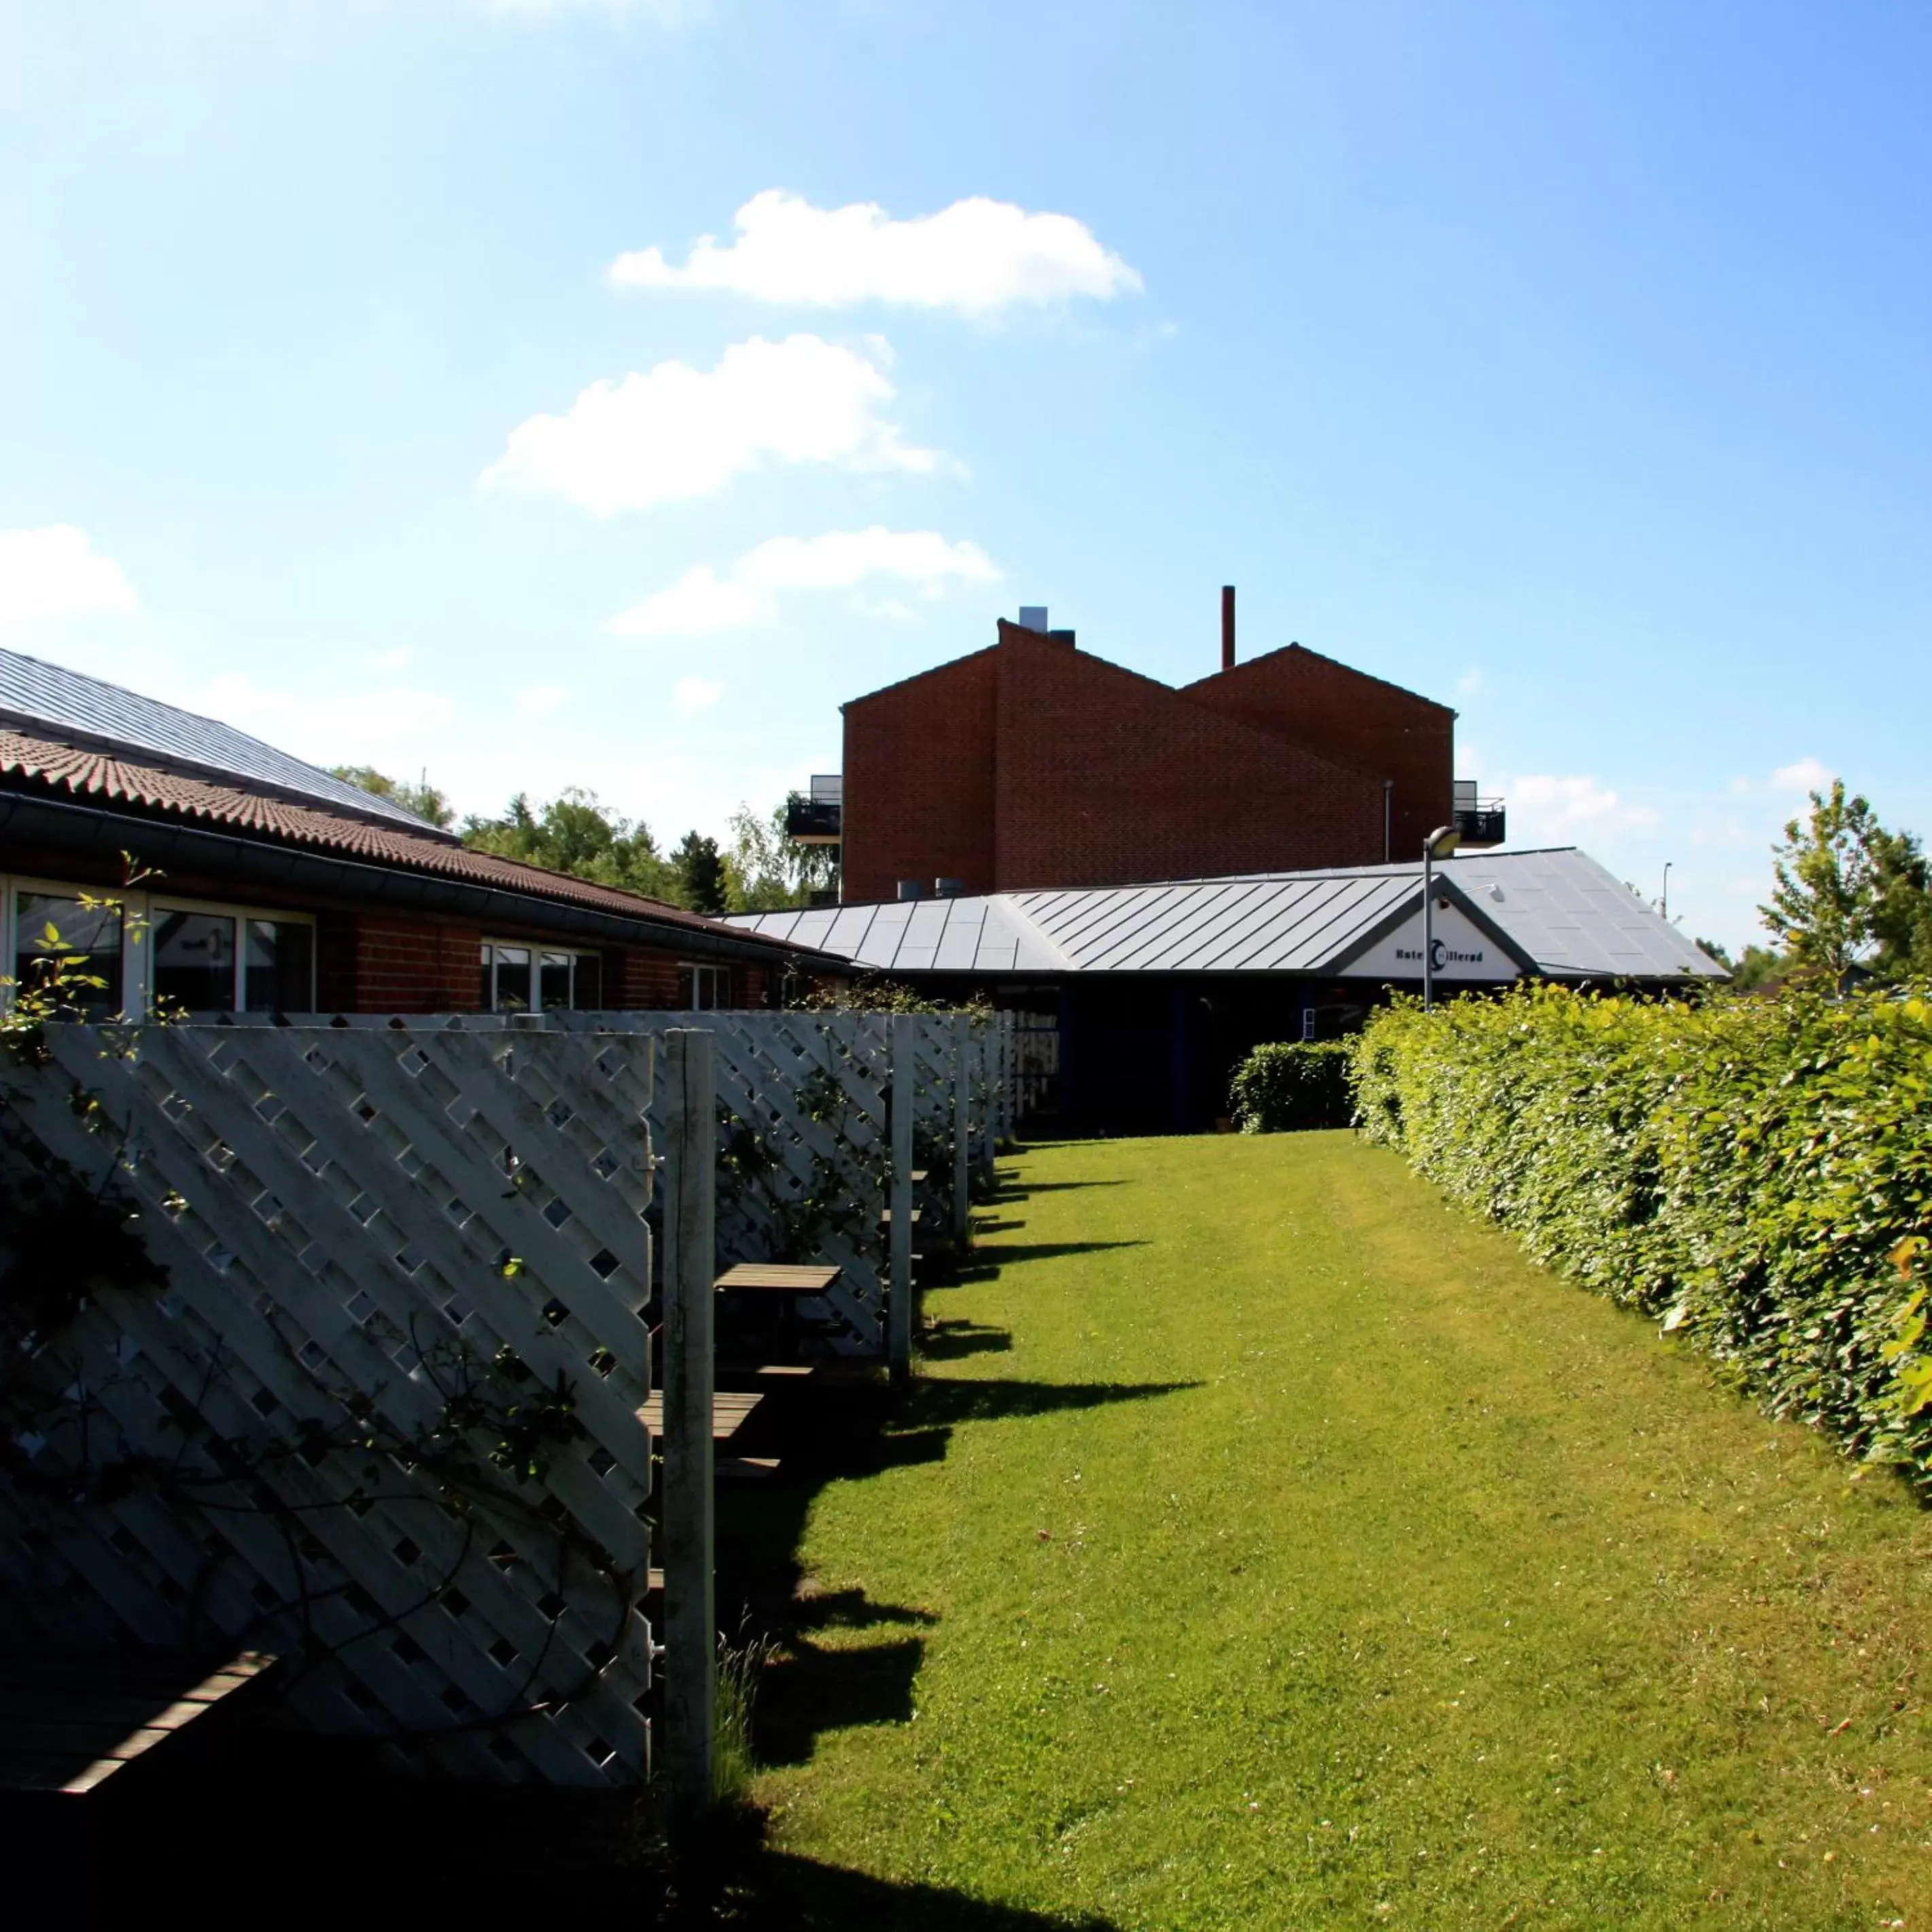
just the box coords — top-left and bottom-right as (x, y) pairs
(1422, 824), (1461, 1013)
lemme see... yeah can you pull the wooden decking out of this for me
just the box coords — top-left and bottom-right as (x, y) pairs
(0, 1649), (275, 1796)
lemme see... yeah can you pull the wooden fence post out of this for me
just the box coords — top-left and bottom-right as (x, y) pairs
(951, 1013), (972, 1250)
(978, 1026), (997, 1188)
(888, 1013), (916, 1381)
(662, 1028), (716, 1841)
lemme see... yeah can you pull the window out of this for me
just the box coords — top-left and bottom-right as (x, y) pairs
(492, 945), (532, 1013)
(574, 951), (602, 1011)
(154, 909), (236, 1011)
(480, 943), (603, 1014)
(14, 890), (124, 1017)
(2, 879), (314, 1019)
(681, 963), (729, 1010)
(147, 902), (315, 1013)
(244, 919), (315, 1013)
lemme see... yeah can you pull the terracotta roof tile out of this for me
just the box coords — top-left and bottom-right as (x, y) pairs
(0, 725), (801, 949)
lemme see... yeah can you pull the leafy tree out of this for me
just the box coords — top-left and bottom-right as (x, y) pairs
(1867, 823), (1932, 981)
(670, 831), (728, 915)
(461, 790), (678, 900)
(1693, 937), (1734, 972)
(724, 796), (840, 912)
(1760, 780), (1932, 988)
(1729, 945), (1790, 993)
(332, 765), (455, 829)
(1761, 780), (1884, 987)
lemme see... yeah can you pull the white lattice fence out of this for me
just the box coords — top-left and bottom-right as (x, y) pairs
(134, 1005), (996, 1352)
(0, 1021), (656, 1785)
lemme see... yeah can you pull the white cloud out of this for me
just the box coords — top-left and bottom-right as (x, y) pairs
(1456, 669), (1486, 697)
(197, 671), (455, 750)
(368, 646), (414, 674)
(606, 567), (769, 639)
(480, 334), (942, 516)
(0, 525), (138, 629)
(737, 527), (999, 593)
(1506, 773), (1662, 836)
(604, 526), (1000, 638)
(612, 189), (1142, 314)
(519, 684), (569, 716)
(1772, 756), (1835, 794)
(673, 676), (722, 716)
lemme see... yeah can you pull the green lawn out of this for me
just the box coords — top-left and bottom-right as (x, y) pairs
(730, 1134), (1932, 1929)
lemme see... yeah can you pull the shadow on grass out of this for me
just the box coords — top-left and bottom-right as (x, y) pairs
(754, 1634), (927, 1766)
(715, 1365), (1193, 1778)
(919, 1318), (1013, 1360)
(960, 1237), (1148, 1269)
(720, 1848), (1122, 1929)
(991, 1176), (1127, 1197)
(909, 1377), (1198, 1426)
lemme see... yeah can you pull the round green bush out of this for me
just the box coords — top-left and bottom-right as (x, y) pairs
(1229, 1040), (1355, 1133)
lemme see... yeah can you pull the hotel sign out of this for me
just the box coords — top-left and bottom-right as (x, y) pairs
(1341, 900), (1519, 982)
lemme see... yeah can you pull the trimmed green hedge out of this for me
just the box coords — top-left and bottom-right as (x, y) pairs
(1229, 1040), (1354, 1132)
(1350, 985), (1932, 1482)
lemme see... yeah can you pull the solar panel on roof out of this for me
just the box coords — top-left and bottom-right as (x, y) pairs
(0, 646), (454, 837)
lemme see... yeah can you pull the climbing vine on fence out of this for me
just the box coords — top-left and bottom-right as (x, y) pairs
(1351, 983), (1932, 1485)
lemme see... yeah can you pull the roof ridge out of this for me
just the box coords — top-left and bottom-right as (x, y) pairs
(1182, 640), (1456, 716)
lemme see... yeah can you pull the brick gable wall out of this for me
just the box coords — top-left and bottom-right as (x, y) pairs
(841, 622), (1405, 899)
(842, 646), (999, 904)
(993, 630), (1384, 889)
(1182, 646), (1453, 862)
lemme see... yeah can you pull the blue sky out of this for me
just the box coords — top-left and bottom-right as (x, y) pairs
(4, 0), (1930, 951)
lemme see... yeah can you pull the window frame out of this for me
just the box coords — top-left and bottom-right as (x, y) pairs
(680, 962), (731, 1011)
(1, 875), (317, 1017)
(479, 939), (605, 1015)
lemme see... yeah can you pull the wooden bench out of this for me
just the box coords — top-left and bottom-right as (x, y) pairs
(638, 1389), (762, 1444)
(0, 1648), (275, 1797)
(714, 1263), (841, 1297)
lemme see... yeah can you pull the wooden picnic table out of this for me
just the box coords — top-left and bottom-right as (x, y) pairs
(713, 1262), (843, 1364)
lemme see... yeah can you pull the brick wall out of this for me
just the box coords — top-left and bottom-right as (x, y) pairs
(993, 629), (1385, 888)
(840, 621), (1397, 900)
(605, 947), (684, 1010)
(842, 646), (999, 904)
(316, 913), (485, 1013)
(313, 919), (775, 1014)
(1182, 645), (1453, 862)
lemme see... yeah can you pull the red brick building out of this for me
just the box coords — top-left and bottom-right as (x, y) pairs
(0, 647), (839, 1019)
(840, 611), (1457, 904)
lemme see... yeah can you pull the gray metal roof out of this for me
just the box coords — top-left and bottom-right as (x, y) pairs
(0, 646), (454, 837)
(728, 849), (1727, 982)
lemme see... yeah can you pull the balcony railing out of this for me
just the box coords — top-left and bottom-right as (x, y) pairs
(1454, 801), (1506, 847)
(786, 786), (843, 844)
